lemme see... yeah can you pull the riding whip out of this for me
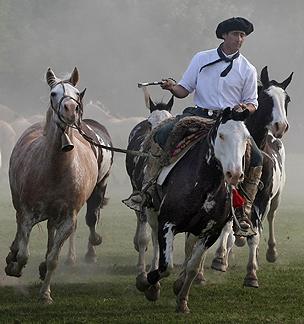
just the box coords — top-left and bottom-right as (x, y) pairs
(137, 81), (164, 88)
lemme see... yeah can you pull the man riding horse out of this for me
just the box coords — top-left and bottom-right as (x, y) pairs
(127, 17), (263, 237)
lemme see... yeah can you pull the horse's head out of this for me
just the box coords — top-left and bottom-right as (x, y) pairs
(213, 108), (250, 186)
(258, 66), (293, 138)
(142, 87), (173, 129)
(46, 67), (86, 128)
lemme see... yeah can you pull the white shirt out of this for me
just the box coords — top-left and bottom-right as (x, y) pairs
(179, 48), (258, 110)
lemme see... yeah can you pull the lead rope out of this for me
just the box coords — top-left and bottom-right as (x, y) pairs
(75, 125), (153, 158)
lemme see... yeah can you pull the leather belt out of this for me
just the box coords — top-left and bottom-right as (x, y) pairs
(182, 106), (221, 119)
(196, 107), (221, 118)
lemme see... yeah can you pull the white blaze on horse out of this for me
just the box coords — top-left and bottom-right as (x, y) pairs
(5, 67), (113, 303)
(210, 66), (293, 288)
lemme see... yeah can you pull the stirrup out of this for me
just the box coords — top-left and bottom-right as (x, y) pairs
(234, 217), (257, 237)
(234, 226), (257, 237)
(122, 193), (143, 212)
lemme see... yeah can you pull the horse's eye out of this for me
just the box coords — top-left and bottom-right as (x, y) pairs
(219, 133), (224, 140)
(50, 92), (56, 97)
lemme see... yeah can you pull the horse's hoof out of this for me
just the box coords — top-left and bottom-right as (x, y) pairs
(6, 252), (16, 264)
(84, 253), (97, 264)
(266, 249), (278, 263)
(136, 273), (149, 292)
(176, 299), (190, 313)
(39, 262), (47, 281)
(194, 272), (207, 286)
(65, 256), (76, 266)
(147, 270), (160, 285)
(243, 277), (259, 288)
(89, 233), (102, 246)
(211, 258), (227, 272)
(173, 278), (184, 296)
(5, 263), (22, 278)
(39, 295), (54, 305)
(144, 282), (160, 301)
(235, 236), (246, 247)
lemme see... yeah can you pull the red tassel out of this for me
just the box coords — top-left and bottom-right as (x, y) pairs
(232, 188), (245, 208)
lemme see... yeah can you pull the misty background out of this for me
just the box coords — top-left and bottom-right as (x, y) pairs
(0, 0), (303, 196)
(0, 0), (304, 301)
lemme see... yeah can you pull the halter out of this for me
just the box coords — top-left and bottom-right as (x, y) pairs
(50, 81), (83, 129)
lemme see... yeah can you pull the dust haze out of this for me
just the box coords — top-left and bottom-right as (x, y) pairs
(0, 0), (303, 287)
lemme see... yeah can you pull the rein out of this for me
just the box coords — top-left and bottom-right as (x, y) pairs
(51, 82), (150, 157)
(75, 125), (151, 158)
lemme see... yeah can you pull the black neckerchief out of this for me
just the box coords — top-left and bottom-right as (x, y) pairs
(199, 45), (240, 77)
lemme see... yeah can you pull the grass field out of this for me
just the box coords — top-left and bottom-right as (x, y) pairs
(0, 155), (304, 323)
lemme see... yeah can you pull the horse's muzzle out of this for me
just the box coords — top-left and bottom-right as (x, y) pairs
(225, 170), (244, 186)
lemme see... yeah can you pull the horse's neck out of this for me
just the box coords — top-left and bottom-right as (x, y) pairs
(195, 136), (223, 185)
(246, 114), (268, 149)
(43, 108), (73, 154)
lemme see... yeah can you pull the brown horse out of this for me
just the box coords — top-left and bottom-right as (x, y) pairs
(5, 67), (113, 303)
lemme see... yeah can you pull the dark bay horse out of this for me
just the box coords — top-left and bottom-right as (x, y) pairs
(127, 108), (250, 313)
(210, 66), (293, 287)
(5, 67), (113, 303)
(124, 88), (173, 292)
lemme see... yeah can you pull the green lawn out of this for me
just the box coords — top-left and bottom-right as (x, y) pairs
(0, 178), (304, 323)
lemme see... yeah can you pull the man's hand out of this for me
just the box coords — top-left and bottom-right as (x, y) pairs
(160, 78), (176, 91)
(233, 103), (256, 113)
(160, 78), (189, 98)
(233, 103), (248, 112)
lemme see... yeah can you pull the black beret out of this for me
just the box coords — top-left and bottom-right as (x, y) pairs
(216, 17), (254, 39)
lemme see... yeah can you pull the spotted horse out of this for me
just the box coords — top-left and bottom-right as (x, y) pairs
(133, 108), (251, 313)
(209, 66), (293, 288)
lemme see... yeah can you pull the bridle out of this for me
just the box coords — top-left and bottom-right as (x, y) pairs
(50, 81), (83, 129)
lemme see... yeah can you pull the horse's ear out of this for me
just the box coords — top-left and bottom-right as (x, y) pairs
(280, 72), (293, 90)
(260, 66), (270, 88)
(80, 88), (86, 100)
(166, 95), (174, 112)
(142, 87), (151, 109)
(149, 97), (156, 112)
(69, 67), (79, 86)
(221, 107), (232, 123)
(142, 87), (156, 111)
(46, 68), (60, 88)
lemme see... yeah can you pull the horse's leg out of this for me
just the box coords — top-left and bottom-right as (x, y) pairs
(244, 228), (260, 288)
(84, 175), (109, 263)
(211, 220), (235, 272)
(137, 209), (160, 300)
(147, 209), (160, 272)
(147, 220), (174, 284)
(65, 220), (77, 265)
(5, 211), (35, 277)
(39, 216), (76, 303)
(39, 219), (56, 281)
(176, 239), (209, 313)
(174, 233), (202, 294)
(266, 194), (280, 263)
(185, 234), (206, 284)
(134, 210), (150, 292)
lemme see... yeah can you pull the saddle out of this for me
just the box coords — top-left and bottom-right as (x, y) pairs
(144, 115), (215, 167)
(140, 116), (214, 212)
